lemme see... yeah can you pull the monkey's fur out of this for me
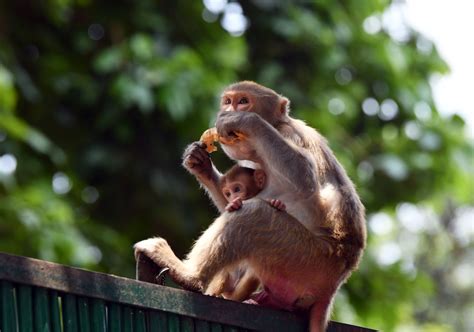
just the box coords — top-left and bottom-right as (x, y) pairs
(134, 81), (366, 332)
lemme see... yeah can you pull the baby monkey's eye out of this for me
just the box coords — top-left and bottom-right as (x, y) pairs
(224, 191), (231, 197)
(233, 186), (241, 193)
(238, 97), (249, 104)
(224, 98), (231, 105)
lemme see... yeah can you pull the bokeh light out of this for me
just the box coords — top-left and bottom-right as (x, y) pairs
(52, 172), (72, 195)
(362, 97), (379, 116)
(379, 99), (399, 121)
(363, 15), (382, 35)
(328, 97), (346, 115)
(221, 3), (248, 36)
(0, 154), (17, 175)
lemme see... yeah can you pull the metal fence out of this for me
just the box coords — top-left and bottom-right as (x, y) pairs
(0, 252), (374, 332)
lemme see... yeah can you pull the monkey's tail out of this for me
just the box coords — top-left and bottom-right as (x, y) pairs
(309, 297), (333, 332)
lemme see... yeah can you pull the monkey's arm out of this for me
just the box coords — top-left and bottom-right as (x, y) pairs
(182, 142), (228, 212)
(217, 111), (317, 198)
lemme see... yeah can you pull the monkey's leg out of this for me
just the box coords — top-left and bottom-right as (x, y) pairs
(135, 200), (329, 296)
(134, 204), (254, 292)
(309, 297), (333, 332)
(204, 270), (231, 297)
(222, 270), (260, 302)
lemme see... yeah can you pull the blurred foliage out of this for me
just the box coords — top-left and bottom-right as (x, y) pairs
(0, 0), (472, 331)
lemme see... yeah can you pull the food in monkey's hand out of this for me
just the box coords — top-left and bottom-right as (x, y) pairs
(200, 127), (247, 153)
(200, 127), (219, 153)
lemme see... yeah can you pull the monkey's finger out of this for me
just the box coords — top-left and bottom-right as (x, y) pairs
(187, 155), (202, 165)
(275, 201), (285, 209)
(226, 205), (236, 212)
(232, 199), (243, 208)
(185, 144), (209, 163)
(229, 202), (242, 210)
(191, 148), (210, 163)
(189, 141), (208, 154)
(189, 141), (207, 150)
(184, 156), (200, 168)
(182, 142), (207, 161)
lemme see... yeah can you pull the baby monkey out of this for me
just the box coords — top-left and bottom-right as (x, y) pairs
(207, 165), (285, 302)
(220, 165), (286, 212)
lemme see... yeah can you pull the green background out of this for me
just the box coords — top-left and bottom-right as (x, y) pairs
(0, 1), (472, 331)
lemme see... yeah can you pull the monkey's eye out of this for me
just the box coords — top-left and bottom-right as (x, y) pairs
(238, 97), (249, 104)
(233, 186), (241, 193)
(224, 98), (231, 105)
(224, 191), (231, 198)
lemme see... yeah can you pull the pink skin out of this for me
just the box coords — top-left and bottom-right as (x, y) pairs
(225, 197), (243, 212)
(225, 197), (286, 212)
(245, 277), (300, 311)
(268, 199), (286, 211)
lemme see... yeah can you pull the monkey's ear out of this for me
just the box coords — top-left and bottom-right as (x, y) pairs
(279, 97), (290, 115)
(254, 169), (266, 189)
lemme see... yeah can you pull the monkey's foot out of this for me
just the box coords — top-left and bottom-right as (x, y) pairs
(156, 267), (170, 285)
(134, 237), (202, 293)
(134, 237), (174, 267)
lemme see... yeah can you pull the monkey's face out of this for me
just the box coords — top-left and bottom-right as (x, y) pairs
(221, 171), (265, 202)
(218, 82), (289, 160)
(220, 85), (288, 126)
(221, 177), (251, 202)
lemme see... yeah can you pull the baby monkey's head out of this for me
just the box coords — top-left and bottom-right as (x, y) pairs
(220, 165), (266, 202)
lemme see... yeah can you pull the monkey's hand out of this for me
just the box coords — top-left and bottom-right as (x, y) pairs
(268, 199), (286, 211)
(216, 111), (261, 142)
(182, 141), (214, 180)
(225, 198), (243, 212)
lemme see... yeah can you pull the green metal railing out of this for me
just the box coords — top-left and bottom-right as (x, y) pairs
(0, 252), (375, 331)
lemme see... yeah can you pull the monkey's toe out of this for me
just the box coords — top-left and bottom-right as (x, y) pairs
(156, 267), (170, 285)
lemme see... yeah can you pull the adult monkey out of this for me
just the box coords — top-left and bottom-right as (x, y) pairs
(134, 81), (366, 331)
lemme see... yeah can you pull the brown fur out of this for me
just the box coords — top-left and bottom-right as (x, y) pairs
(219, 165), (258, 194)
(135, 81), (366, 332)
